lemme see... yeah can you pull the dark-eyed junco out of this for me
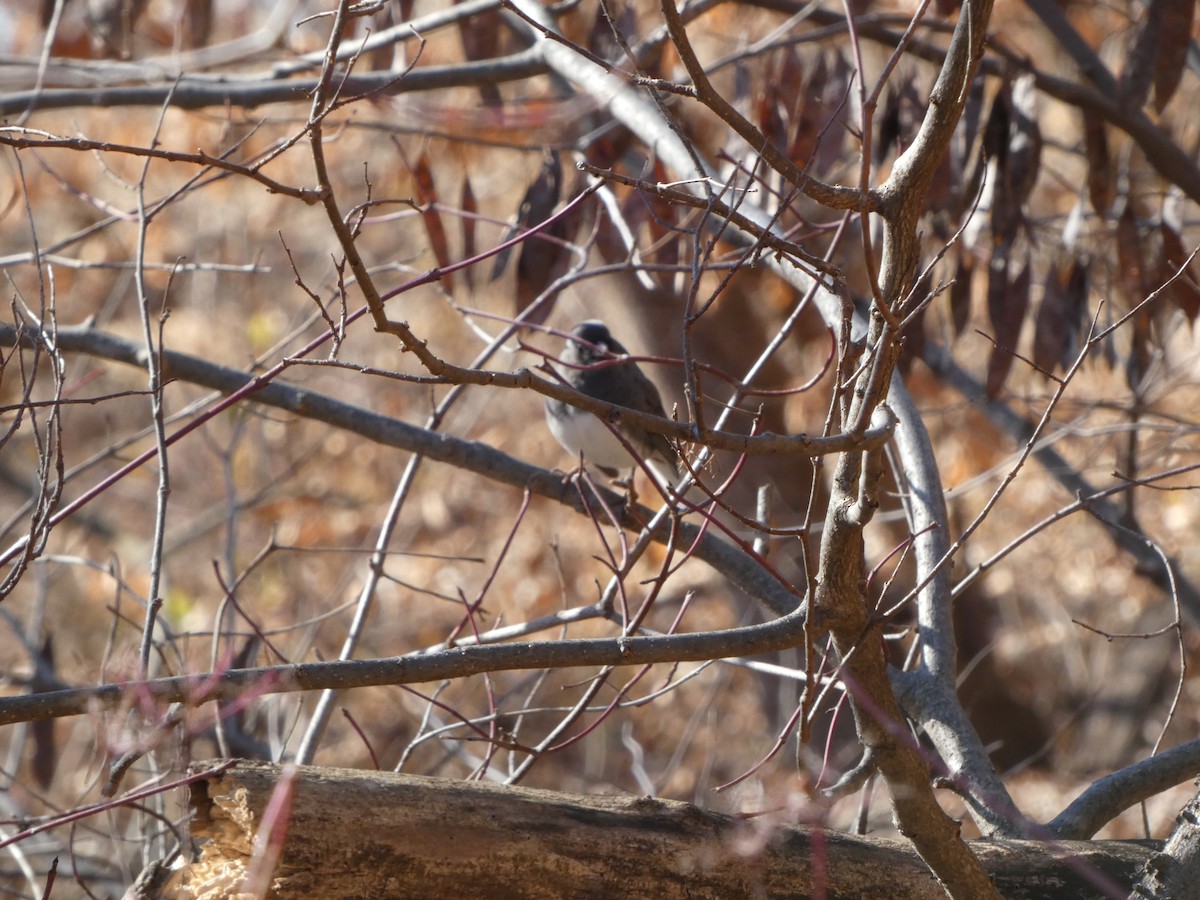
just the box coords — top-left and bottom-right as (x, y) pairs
(545, 320), (680, 484)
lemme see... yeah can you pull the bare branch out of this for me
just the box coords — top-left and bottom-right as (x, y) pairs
(0, 608), (806, 727)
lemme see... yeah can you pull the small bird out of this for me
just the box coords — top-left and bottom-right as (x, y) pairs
(545, 320), (681, 484)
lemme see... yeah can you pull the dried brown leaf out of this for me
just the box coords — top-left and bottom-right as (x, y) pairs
(1082, 111), (1114, 215)
(980, 83), (1009, 163)
(876, 87), (904, 168)
(1154, 0), (1193, 110)
(1064, 259), (1089, 362)
(595, 160), (651, 267)
(1127, 308), (1154, 391)
(1159, 221), (1200, 321)
(880, 80), (924, 170)
(461, 175), (477, 289)
(778, 44), (805, 92)
(1119, 0), (1164, 109)
(1006, 75), (1042, 206)
(983, 82), (1030, 244)
(1115, 201), (1159, 389)
(363, 3), (397, 71)
(515, 153), (569, 316)
(899, 272), (931, 374)
(951, 76), (986, 221)
(588, 0), (636, 62)
(645, 160), (679, 282)
(412, 153), (454, 294)
(950, 253), (974, 336)
(986, 246), (1009, 336)
(985, 251), (1030, 398)
(1032, 260), (1088, 375)
(1032, 263), (1066, 375)
(789, 53), (829, 167)
(458, 5), (503, 105)
(182, 0), (213, 49)
(492, 152), (562, 281)
(31, 636), (57, 789)
(1115, 201), (1148, 306)
(87, 0), (150, 58)
(755, 81), (789, 155)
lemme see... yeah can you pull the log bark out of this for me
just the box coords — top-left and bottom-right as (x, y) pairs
(1131, 783), (1200, 900)
(172, 760), (1155, 899)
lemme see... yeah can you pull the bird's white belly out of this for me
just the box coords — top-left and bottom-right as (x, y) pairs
(546, 407), (634, 472)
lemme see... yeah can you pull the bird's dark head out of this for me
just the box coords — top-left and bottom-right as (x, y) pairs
(569, 320), (626, 361)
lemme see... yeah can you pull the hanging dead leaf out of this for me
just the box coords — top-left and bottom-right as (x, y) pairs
(879, 80), (923, 174)
(589, 175), (647, 265)
(1154, 0), (1194, 110)
(1063, 259), (1089, 367)
(876, 86), (904, 169)
(985, 250), (1030, 398)
(362, 3), (397, 70)
(987, 74), (1042, 248)
(1119, 0), (1164, 109)
(778, 43), (805, 97)
(1082, 111), (1114, 215)
(924, 152), (956, 241)
(1096, 297), (1119, 371)
(983, 83), (1021, 244)
(515, 153), (572, 318)
(980, 83), (1010, 164)
(458, 4), (503, 105)
(1126, 308), (1153, 391)
(411, 153), (454, 294)
(1158, 221), (1200, 321)
(949, 76), (987, 223)
(755, 76), (790, 156)
(181, 0), (213, 49)
(645, 160), (679, 285)
(1032, 263), (1065, 375)
(461, 175), (477, 290)
(986, 246), (1009, 336)
(492, 151), (562, 282)
(31, 635), (57, 789)
(950, 253), (974, 336)
(86, 0), (149, 58)
(899, 271), (931, 375)
(1006, 75), (1042, 207)
(1032, 260), (1088, 375)
(1115, 200), (1158, 390)
(587, 0), (635, 62)
(1115, 200), (1149, 307)
(789, 53), (832, 168)
(757, 47), (808, 157)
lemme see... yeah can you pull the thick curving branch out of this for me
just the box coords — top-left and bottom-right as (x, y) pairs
(1047, 739), (1200, 841)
